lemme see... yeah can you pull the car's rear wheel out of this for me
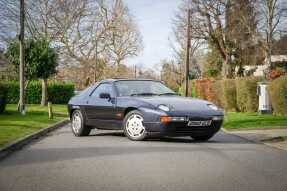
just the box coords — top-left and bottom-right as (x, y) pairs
(190, 134), (214, 141)
(71, 110), (91, 136)
(123, 110), (147, 141)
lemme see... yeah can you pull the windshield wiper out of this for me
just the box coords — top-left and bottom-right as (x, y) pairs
(130, 93), (159, 96)
(158, 92), (178, 96)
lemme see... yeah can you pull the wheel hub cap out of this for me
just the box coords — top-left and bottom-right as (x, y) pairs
(126, 114), (145, 138)
(72, 113), (81, 133)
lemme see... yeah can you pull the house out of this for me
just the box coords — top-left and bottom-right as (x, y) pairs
(240, 35), (287, 77)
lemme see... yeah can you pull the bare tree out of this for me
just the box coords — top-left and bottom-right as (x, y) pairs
(171, 1), (202, 82)
(257, 0), (287, 71)
(0, 0), (143, 83)
(107, 0), (143, 72)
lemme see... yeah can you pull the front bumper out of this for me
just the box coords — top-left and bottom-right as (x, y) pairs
(143, 118), (223, 137)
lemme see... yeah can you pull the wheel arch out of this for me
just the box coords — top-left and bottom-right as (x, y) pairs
(123, 107), (138, 117)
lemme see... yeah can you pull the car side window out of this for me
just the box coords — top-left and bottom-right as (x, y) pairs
(91, 83), (114, 98)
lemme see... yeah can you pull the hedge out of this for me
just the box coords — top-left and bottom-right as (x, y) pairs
(236, 77), (261, 112)
(268, 75), (287, 115)
(211, 80), (223, 107)
(4, 81), (74, 104)
(217, 79), (238, 111)
(0, 83), (7, 113)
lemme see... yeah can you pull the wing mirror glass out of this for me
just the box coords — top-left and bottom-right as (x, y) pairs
(99, 92), (111, 99)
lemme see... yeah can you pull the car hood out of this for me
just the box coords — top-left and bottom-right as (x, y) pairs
(133, 96), (223, 115)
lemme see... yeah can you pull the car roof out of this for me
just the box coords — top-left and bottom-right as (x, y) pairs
(99, 78), (161, 83)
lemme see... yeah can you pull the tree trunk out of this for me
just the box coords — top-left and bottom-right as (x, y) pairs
(94, 69), (97, 83)
(41, 78), (48, 106)
(222, 54), (232, 78)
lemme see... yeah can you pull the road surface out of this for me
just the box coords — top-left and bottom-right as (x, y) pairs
(0, 124), (287, 191)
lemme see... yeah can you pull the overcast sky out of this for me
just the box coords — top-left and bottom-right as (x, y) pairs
(123, 0), (181, 69)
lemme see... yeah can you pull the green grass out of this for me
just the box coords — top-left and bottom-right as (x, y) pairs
(0, 104), (68, 147)
(223, 112), (287, 130)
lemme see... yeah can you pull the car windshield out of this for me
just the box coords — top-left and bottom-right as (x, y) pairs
(115, 80), (176, 97)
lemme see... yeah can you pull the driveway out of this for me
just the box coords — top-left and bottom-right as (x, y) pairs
(0, 124), (287, 191)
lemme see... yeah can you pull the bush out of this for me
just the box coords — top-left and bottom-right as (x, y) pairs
(48, 82), (75, 104)
(4, 81), (74, 104)
(220, 79), (238, 111)
(236, 77), (261, 112)
(0, 83), (7, 113)
(211, 80), (223, 107)
(268, 75), (287, 115)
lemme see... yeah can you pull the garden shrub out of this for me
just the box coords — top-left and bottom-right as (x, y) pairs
(4, 81), (74, 104)
(236, 77), (261, 112)
(48, 81), (75, 104)
(189, 80), (197, 98)
(0, 83), (7, 113)
(211, 80), (223, 107)
(220, 79), (238, 111)
(268, 75), (287, 115)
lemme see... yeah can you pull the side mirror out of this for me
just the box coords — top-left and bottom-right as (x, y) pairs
(99, 92), (111, 100)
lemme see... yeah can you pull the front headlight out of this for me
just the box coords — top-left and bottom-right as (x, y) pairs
(158, 104), (170, 112)
(207, 104), (219, 111)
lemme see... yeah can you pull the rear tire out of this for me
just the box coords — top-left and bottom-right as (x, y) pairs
(123, 110), (147, 141)
(190, 134), (214, 141)
(71, 110), (91, 136)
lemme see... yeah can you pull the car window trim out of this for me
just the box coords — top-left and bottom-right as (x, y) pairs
(113, 80), (174, 97)
(89, 82), (116, 98)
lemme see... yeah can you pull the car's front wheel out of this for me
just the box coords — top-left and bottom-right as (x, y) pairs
(123, 110), (147, 141)
(190, 134), (214, 141)
(71, 110), (91, 136)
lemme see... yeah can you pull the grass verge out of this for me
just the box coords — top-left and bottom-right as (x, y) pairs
(0, 104), (68, 147)
(223, 112), (287, 130)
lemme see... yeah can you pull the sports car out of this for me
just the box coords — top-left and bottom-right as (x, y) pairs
(68, 79), (224, 141)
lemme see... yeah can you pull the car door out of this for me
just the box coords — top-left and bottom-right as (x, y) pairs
(84, 83), (118, 129)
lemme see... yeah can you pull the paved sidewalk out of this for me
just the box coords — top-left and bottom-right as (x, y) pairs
(228, 129), (287, 151)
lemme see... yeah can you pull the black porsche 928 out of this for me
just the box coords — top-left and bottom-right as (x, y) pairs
(68, 79), (224, 141)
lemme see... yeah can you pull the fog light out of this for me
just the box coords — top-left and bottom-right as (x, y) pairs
(212, 116), (223, 121)
(170, 117), (186, 122)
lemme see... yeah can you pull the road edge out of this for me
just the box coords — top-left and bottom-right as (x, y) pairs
(0, 119), (70, 161)
(222, 128), (287, 151)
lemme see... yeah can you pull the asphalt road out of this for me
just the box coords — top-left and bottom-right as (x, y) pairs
(0, 124), (287, 191)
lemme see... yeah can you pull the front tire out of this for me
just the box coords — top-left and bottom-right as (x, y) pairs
(123, 110), (147, 141)
(190, 134), (214, 141)
(71, 110), (91, 136)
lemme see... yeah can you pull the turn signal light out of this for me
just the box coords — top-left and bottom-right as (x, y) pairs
(160, 116), (171, 123)
(160, 116), (186, 123)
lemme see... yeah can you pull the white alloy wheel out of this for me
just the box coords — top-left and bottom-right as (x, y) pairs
(72, 111), (82, 134)
(125, 113), (146, 139)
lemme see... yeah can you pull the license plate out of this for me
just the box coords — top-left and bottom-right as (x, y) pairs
(187, 120), (211, 126)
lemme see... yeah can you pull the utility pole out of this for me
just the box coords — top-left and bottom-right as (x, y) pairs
(134, 64), (137, 78)
(19, 0), (25, 114)
(184, 9), (191, 97)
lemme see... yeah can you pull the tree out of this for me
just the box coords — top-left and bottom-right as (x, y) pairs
(108, 0), (143, 72)
(160, 59), (182, 91)
(5, 38), (58, 106)
(171, 2), (202, 83)
(257, 0), (287, 72)
(0, 0), (143, 84)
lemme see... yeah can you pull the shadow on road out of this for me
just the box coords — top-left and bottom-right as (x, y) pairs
(89, 130), (253, 144)
(0, 129), (258, 167)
